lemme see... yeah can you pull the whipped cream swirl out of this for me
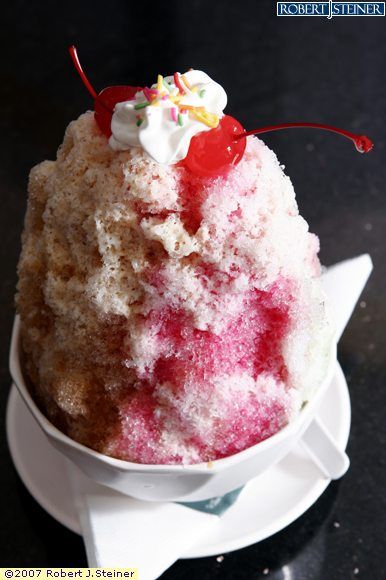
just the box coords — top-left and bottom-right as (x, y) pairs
(109, 70), (227, 165)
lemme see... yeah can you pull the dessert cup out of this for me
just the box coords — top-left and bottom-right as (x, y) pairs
(10, 315), (337, 502)
(13, 54), (371, 503)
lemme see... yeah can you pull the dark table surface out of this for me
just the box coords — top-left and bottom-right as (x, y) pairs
(1, 1), (385, 578)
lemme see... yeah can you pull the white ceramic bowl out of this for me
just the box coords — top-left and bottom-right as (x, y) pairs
(9, 315), (336, 502)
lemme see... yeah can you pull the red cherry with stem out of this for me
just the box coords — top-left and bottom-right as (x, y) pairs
(182, 120), (373, 178)
(182, 115), (246, 177)
(68, 46), (141, 137)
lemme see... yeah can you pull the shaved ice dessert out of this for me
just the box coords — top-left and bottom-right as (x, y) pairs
(16, 53), (343, 464)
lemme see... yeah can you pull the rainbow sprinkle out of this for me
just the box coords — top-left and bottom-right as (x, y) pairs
(163, 78), (172, 92)
(133, 70), (220, 129)
(174, 72), (186, 95)
(143, 87), (156, 101)
(134, 101), (150, 110)
(171, 107), (178, 122)
(192, 109), (218, 128)
(182, 74), (192, 91)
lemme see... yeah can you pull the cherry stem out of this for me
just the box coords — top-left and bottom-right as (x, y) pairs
(235, 122), (373, 153)
(68, 45), (112, 114)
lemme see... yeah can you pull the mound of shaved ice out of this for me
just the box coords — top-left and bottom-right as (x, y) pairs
(16, 112), (333, 464)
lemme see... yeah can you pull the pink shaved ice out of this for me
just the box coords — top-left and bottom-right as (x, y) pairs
(17, 112), (333, 464)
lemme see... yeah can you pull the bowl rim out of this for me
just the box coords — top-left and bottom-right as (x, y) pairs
(10, 315), (337, 474)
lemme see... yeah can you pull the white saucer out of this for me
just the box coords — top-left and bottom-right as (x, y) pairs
(6, 363), (350, 559)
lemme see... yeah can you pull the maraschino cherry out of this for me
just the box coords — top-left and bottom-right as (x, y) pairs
(183, 121), (373, 177)
(180, 115), (246, 177)
(69, 46), (373, 177)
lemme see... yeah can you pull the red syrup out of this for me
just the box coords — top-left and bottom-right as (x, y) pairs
(139, 282), (290, 389)
(111, 284), (292, 463)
